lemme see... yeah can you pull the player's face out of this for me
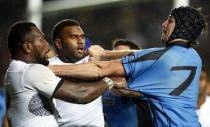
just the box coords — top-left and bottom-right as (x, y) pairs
(31, 27), (50, 66)
(113, 45), (131, 51)
(60, 26), (86, 62)
(161, 15), (175, 42)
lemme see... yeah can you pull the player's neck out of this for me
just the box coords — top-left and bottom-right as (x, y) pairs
(13, 54), (35, 64)
(168, 39), (188, 43)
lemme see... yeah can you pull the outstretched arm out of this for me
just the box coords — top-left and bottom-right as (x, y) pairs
(49, 60), (125, 80)
(101, 50), (137, 60)
(24, 64), (127, 105)
(88, 45), (137, 60)
(53, 77), (127, 104)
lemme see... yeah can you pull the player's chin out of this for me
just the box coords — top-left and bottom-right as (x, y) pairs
(76, 52), (86, 58)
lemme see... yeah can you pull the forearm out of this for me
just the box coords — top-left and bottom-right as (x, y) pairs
(49, 62), (103, 80)
(53, 76), (129, 104)
(101, 50), (137, 60)
(53, 79), (110, 104)
(49, 60), (124, 80)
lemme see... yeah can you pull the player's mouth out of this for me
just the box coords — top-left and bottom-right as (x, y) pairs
(77, 47), (84, 54)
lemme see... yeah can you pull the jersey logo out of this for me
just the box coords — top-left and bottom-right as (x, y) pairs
(28, 94), (53, 116)
(169, 66), (197, 96)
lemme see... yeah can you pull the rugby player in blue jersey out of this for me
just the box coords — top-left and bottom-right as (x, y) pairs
(50, 6), (206, 127)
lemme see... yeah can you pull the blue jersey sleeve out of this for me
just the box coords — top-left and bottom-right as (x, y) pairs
(121, 48), (164, 83)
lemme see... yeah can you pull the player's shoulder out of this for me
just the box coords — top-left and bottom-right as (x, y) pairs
(28, 64), (49, 70)
(24, 64), (52, 78)
(7, 60), (29, 72)
(131, 47), (166, 58)
(23, 64), (57, 85)
(134, 47), (164, 54)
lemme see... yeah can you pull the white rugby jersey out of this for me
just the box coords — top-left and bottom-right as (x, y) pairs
(5, 60), (61, 127)
(49, 55), (104, 127)
(197, 97), (210, 127)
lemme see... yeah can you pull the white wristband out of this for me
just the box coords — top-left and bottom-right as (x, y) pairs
(103, 77), (114, 90)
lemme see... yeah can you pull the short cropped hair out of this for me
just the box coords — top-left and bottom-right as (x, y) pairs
(7, 21), (36, 58)
(52, 19), (80, 41)
(112, 39), (140, 50)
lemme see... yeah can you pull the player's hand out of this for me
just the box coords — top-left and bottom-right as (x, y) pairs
(88, 45), (105, 60)
(110, 77), (127, 89)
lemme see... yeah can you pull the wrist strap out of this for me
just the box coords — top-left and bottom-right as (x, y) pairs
(103, 77), (114, 90)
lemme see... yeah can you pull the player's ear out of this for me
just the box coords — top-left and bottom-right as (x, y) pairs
(54, 38), (62, 50)
(22, 42), (33, 53)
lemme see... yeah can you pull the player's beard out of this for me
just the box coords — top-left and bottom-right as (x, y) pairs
(36, 51), (50, 66)
(74, 51), (86, 62)
(66, 49), (86, 63)
(37, 56), (49, 66)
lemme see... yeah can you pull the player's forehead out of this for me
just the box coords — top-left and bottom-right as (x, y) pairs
(32, 26), (43, 34)
(63, 26), (84, 35)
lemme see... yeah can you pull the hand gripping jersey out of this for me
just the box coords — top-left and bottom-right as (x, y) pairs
(122, 42), (201, 127)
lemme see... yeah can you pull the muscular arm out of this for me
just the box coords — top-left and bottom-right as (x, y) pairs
(53, 79), (109, 104)
(101, 50), (138, 60)
(49, 60), (125, 80)
(52, 77), (127, 104)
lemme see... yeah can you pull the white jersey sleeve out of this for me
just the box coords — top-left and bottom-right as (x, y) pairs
(23, 64), (62, 98)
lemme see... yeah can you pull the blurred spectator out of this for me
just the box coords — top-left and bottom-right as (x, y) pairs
(197, 66), (210, 127)
(112, 38), (140, 50)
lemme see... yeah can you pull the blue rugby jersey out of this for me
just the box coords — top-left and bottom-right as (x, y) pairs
(121, 43), (201, 127)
